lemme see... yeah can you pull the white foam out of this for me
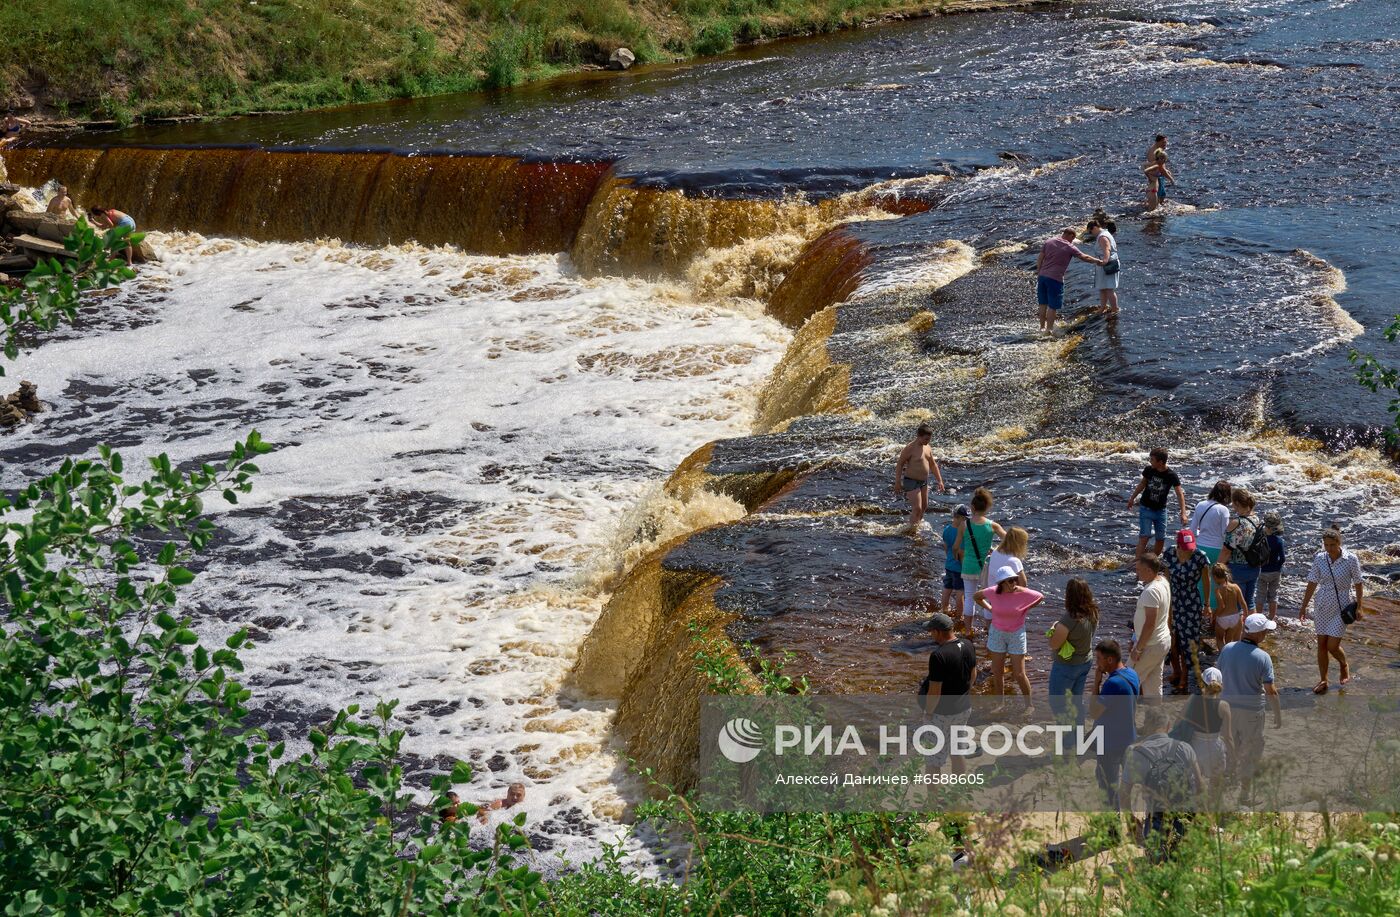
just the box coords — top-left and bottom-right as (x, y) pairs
(0, 233), (790, 865)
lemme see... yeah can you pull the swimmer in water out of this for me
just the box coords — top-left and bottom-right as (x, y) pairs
(476, 782), (526, 824)
(1145, 149), (1176, 211)
(46, 184), (79, 220)
(1, 111), (32, 149)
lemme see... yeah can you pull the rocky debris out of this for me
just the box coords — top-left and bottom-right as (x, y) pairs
(608, 47), (636, 70)
(0, 197), (160, 274)
(11, 233), (74, 260)
(0, 381), (41, 429)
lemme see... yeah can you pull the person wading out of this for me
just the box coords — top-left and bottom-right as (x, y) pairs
(974, 565), (1043, 714)
(1220, 488), (1266, 609)
(893, 422), (946, 532)
(1047, 577), (1099, 724)
(957, 488), (1005, 632)
(87, 206), (138, 266)
(1086, 219), (1120, 317)
(1190, 480), (1233, 615)
(1144, 149), (1176, 211)
(1127, 447), (1187, 560)
(1035, 226), (1097, 333)
(1164, 529), (1210, 693)
(1299, 527), (1364, 694)
(1210, 563), (1247, 647)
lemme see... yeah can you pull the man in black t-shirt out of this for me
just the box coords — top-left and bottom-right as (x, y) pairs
(922, 613), (976, 773)
(1127, 447), (1187, 560)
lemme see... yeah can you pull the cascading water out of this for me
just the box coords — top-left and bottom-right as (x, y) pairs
(0, 147), (612, 254)
(4, 0), (1400, 865)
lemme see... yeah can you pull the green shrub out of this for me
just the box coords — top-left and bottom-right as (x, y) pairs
(693, 20), (737, 56)
(0, 222), (549, 914)
(482, 29), (523, 89)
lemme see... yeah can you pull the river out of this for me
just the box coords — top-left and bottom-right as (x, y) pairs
(2, 0), (1397, 866)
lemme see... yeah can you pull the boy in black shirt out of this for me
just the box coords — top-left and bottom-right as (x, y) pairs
(922, 613), (976, 773)
(1127, 447), (1187, 560)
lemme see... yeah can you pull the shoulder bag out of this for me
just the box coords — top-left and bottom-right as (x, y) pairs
(1324, 553), (1361, 625)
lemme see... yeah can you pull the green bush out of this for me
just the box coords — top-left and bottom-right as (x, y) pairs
(693, 20), (737, 56)
(0, 223), (548, 914)
(482, 28), (524, 89)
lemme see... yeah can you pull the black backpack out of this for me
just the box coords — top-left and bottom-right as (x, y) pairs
(1140, 743), (1197, 809)
(1240, 521), (1270, 568)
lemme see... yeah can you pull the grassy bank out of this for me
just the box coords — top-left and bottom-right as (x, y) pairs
(0, 1), (1047, 124)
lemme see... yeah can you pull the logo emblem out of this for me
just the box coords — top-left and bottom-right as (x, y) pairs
(717, 717), (763, 763)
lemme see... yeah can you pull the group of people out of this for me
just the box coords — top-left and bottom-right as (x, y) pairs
(30, 181), (139, 266)
(904, 429), (1370, 845)
(1033, 134), (1177, 332)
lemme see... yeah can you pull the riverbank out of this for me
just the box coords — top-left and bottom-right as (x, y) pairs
(0, 0), (1063, 127)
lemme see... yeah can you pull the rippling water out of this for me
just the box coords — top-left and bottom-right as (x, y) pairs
(4, 0), (1399, 862)
(92, 0), (1400, 438)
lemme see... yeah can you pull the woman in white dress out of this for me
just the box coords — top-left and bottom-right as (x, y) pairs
(1299, 527), (1365, 694)
(1088, 218), (1120, 316)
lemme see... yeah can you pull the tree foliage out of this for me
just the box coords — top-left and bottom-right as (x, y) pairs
(0, 221), (545, 914)
(1351, 313), (1400, 443)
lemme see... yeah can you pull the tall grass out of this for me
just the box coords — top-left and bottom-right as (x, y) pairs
(0, 0), (969, 120)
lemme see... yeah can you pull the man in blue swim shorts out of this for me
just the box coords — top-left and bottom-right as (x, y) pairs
(1035, 227), (1096, 334)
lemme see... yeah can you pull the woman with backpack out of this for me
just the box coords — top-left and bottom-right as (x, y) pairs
(1220, 488), (1266, 608)
(1299, 528), (1365, 694)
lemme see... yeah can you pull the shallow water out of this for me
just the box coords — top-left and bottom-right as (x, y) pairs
(4, 0), (1400, 864)
(66, 0), (1400, 441)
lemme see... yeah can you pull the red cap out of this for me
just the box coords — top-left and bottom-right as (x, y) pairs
(1176, 529), (1197, 553)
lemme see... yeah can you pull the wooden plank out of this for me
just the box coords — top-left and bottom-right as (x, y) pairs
(12, 233), (74, 259)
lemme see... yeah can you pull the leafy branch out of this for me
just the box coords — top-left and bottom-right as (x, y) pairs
(1350, 313), (1400, 443)
(0, 220), (547, 913)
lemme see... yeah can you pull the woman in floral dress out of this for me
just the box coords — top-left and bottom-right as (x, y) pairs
(1164, 529), (1211, 693)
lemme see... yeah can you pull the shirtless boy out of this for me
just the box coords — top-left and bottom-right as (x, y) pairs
(894, 422), (946, 531)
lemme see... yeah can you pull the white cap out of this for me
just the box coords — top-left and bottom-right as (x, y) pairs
(993, 564), (1020, 584)
(1244, 613), (1277, 634)
(1201, 667), (1223, 687)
